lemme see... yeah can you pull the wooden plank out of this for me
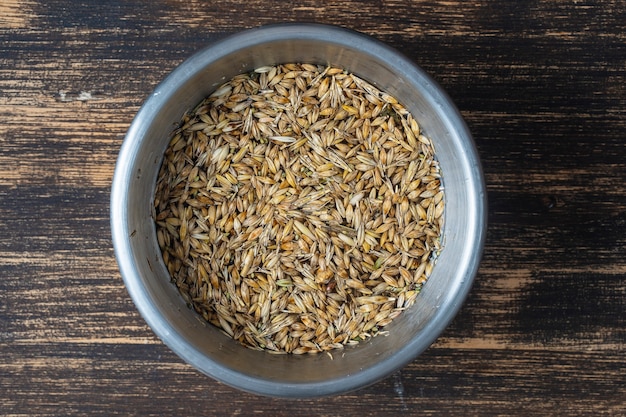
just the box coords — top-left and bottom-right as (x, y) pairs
(1, 0), (625, 415)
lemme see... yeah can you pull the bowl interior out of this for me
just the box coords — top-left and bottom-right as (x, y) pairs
(111, 24), (485, 397)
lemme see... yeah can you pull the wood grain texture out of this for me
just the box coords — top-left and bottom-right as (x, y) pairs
(1, 0), (625, 415)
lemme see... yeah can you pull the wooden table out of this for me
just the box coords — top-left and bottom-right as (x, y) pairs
(2, 1), (624, 415)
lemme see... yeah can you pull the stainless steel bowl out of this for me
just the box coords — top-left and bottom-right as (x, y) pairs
(111, 23), (486, 398)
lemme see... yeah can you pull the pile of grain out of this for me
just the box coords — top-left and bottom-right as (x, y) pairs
(153, 63), (444, 354)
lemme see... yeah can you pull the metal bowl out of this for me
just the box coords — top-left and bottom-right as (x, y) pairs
(111, 23), (486, 398)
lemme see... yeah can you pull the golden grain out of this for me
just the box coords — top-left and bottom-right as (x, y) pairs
(153, 63), (444, 354)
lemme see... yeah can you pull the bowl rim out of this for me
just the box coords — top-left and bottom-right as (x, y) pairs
(111, 22), (487, 397)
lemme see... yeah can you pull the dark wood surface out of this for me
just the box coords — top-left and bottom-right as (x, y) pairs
(1, 1), (625, 415)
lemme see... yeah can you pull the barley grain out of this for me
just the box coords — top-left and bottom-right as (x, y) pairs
(154, 63), (444, 354)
